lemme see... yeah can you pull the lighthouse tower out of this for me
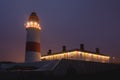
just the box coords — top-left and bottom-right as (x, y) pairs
(25, 12), (41, 62)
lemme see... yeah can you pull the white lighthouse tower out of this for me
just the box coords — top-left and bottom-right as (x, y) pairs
(25, 12), (41, 62)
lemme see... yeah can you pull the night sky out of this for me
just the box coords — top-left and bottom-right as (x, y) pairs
(0, 0), (120, 62)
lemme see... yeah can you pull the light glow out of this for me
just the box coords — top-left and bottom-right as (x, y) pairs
(25, 21), (41, 30)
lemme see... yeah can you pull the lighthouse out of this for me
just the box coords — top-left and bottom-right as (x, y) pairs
(25, 12), (41, 62)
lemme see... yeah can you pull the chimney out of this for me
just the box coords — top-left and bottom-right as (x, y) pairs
(80, 44), (84, 51)
(47, 49), (52, 55)
(62, 45), (66, 52)
(95, 48), (100, 54)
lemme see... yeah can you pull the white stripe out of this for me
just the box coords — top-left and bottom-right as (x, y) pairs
(25, 51), (41, 62)
(26, 29), (40, 43)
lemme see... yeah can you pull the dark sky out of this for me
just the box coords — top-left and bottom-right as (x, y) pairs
(0, 0), (120, 62)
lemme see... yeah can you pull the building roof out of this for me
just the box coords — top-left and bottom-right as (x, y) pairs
(42, 48), (107, 57)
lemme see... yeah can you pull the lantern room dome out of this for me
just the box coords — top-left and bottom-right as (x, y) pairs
(28, 12), (39, 22)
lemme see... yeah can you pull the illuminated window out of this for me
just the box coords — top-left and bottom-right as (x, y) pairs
(81, 52), (85, 60)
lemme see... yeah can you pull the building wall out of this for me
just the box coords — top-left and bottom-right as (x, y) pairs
(41, 51), (110, 63)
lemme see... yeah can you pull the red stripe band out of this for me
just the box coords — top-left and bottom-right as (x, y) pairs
(26, 42), (40, 52)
